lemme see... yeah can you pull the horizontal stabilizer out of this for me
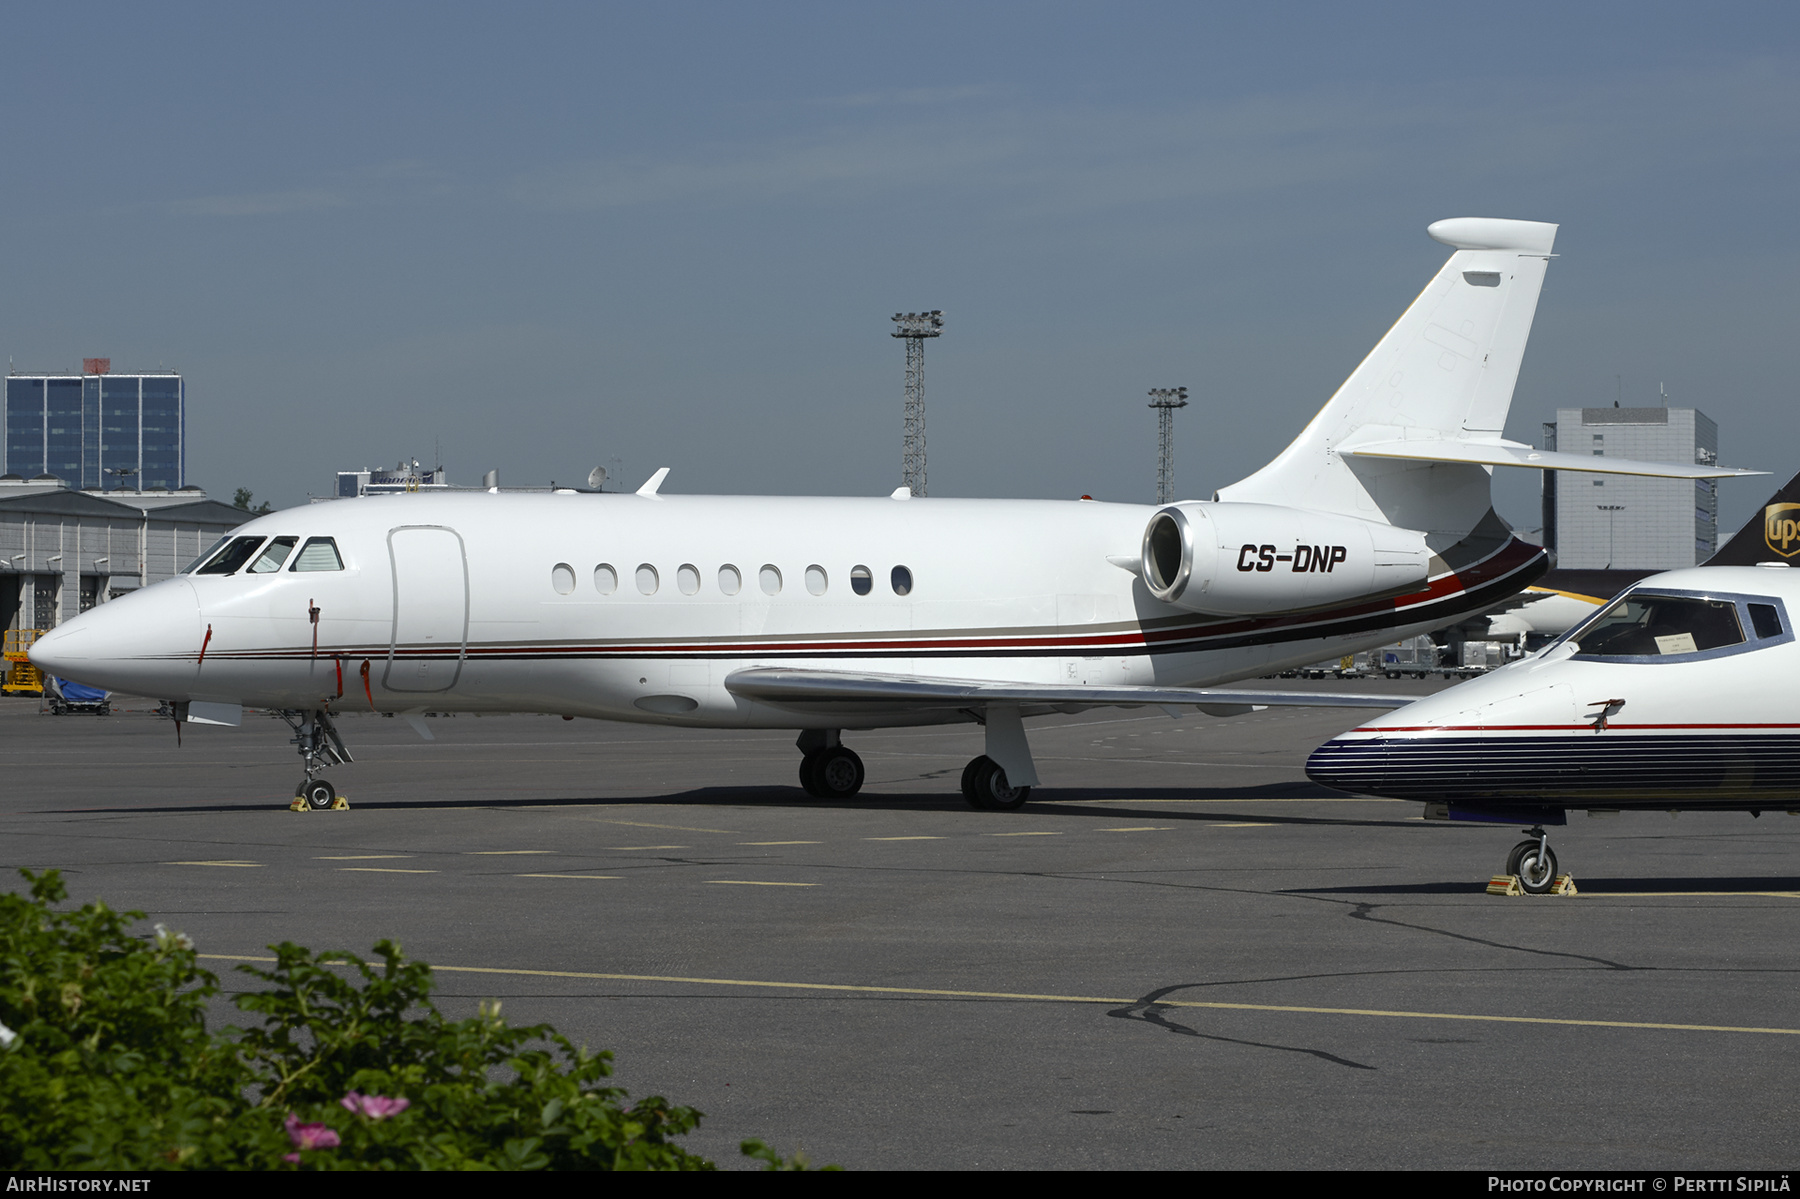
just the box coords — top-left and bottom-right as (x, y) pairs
(725, 668), (1410, 712)
(1341, 439), (1764, 480)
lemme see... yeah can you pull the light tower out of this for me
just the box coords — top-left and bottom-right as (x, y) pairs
(1147, 387), (1189, 504)
(891, 310), (943, 497)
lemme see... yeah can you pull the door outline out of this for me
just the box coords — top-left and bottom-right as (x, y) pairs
(385, 525), (469, 693)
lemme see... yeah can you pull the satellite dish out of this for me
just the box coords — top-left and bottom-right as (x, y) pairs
(587, 465), (608, 490)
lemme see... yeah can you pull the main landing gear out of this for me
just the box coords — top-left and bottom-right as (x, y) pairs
(796, 729), (865, 799)
(279, 709), (354, 811)
(1505, 826), (1559, 895)
(960, 756), (1029, 811)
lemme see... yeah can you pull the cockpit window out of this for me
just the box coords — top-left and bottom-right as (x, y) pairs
(247, 537), (298, 573)
(1575, 593), (1744, 657)
(290, 537), (344, 572)
(1750, 603), (1784, 639)
(182, 536), (229, 574)
(194, 536), (267, 576)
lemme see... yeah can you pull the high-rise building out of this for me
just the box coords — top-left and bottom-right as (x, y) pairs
(1540, 406), (1719, 569)
(2, 365), (186, 491)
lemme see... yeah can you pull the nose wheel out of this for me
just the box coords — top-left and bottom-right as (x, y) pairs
(279, 709), (354, 812)
(297, 779), (339, 811)
(1505, 828), (1559, 895)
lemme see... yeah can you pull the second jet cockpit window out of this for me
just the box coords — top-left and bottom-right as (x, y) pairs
(1576, 594), (1745, 657)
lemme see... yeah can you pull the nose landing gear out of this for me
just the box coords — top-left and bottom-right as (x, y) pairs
(279, 709), (354, 811)
(1505, 826), (1560, 895)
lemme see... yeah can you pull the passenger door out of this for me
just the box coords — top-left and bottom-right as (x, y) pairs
(385, 526), (468, 693)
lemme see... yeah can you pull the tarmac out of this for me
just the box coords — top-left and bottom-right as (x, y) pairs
(4, 681), (1798, 1170)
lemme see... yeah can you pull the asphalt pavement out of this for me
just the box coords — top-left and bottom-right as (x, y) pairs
(4, 681), (1797, 1170)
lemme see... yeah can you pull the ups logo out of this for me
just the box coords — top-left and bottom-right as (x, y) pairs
(1766, 503), (1800, 559)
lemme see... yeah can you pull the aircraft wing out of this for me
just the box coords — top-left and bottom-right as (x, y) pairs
(723, 668), (1411, 715)
(1341, 439), (1764, 480)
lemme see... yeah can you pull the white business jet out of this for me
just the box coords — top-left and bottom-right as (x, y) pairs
(28, 218), (1761, 812)
(1308, 563), (1800, 891)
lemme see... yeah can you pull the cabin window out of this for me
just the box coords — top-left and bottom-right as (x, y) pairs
(891, 565), (913, 596)
(677, 564), (701, 595)
(850, 565), (872, 596)
(805, 565), (828, 596)
(247, 537), (298, 573)
(195, 536), (265, 575)
(718, 565), (742, 596)
(759, 565), (782, 596)
(551, 563), (576, 595)
(636, 564), (659, 596)
(1576, 594), (1744, 657)
(1750, 603), (1784, 639)
(290, 538), (344, 572)
(594, 564), (618, 595)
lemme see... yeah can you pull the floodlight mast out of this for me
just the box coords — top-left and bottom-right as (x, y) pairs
(1147, 387), (1189, 504)
(891, 310), (944, 497)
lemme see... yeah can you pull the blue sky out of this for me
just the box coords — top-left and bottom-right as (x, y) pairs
(4, 2), (1796, 534)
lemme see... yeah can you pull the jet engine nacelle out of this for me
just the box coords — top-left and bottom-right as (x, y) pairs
(1140, 502), (1431, 616)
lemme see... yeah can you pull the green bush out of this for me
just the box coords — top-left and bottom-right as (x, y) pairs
(0, 870), (823, 1170)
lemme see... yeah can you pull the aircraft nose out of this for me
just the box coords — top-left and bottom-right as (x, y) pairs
(1305, 735), (1381, 794)
(29, 578), (203, 696)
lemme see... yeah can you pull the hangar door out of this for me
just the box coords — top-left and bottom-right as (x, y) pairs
(385, 526), (469, 693)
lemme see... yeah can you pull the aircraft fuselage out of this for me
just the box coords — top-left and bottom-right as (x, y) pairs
(32, 490), (1545, 729)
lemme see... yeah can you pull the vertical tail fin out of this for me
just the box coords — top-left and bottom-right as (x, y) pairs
(1217, 218), (1558, 538)
(1705, 469), (1800, 565)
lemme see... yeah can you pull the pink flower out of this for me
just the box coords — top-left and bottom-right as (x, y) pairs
(340, 1090), (411, 1119)
(284, 1113), (341, 1152)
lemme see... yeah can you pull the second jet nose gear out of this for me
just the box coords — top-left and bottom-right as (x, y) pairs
(1505, 826), (1560, 895)
(796, 729), (865, 799)
(280, 709), (354, 811)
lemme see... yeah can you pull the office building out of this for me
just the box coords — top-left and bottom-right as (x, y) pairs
(3, 361), (186, 491)
(1540, 406), (1719, 570)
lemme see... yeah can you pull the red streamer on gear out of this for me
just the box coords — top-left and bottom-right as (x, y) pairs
(361, 659), (373, 708)
(335, 657), (344, 698)
(197, 624), (213, 666)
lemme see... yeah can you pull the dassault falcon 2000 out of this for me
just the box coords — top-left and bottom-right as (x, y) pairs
(1307, 563), (1800, 892)
(29, 218), (1762, 812)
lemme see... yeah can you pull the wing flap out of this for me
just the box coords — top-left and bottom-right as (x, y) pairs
(724, 667), (1410, 712)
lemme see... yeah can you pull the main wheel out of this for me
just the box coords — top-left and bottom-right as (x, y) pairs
(963, 756), (1030, 811)
(1513, 842), (1559, 894)
(813, 748), (865, 799)
(961, 756), (993, 809)
(798, 752), (825, 797)
(301, 779), (336, 811)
